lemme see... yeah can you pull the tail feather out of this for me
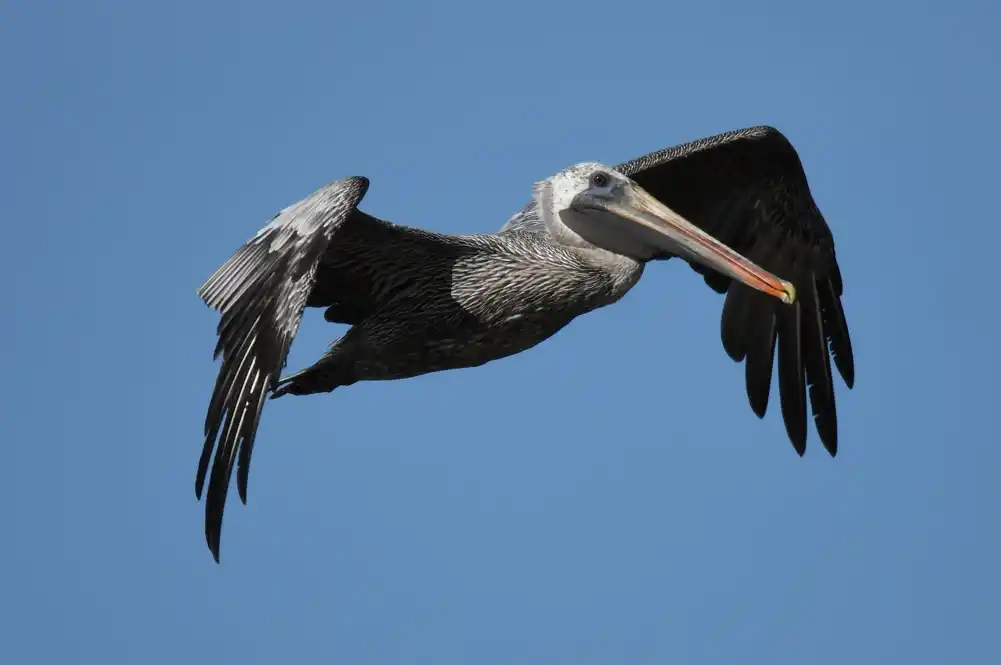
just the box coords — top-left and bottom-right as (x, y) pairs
(195, 176), (369, 562)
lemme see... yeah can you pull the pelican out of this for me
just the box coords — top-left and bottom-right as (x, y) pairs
(196, 125), (854, 561)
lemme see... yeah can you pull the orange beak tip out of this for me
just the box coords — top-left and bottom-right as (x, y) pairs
(780, 280), (797, 305)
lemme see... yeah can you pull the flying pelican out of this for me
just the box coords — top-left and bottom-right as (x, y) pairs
(196, 125), (854, 561)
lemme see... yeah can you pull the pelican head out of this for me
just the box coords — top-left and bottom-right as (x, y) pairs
(535, 162), (796, 305)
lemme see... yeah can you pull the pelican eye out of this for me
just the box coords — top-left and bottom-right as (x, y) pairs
(590, 172), (610, 189)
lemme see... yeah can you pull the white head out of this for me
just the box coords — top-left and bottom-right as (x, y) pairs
(532, 162), (797, 304)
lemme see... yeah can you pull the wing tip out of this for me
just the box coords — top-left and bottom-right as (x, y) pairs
(205, 527), (222, 563)
(839, 355), (856, 390)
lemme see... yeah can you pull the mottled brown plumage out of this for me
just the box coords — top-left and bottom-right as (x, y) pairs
(196, 125), (854, 561)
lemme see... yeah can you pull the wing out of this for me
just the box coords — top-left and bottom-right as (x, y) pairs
(617, 126), (854, 457)
(195, 176), (369, 561)
(307, 211), (475, 326)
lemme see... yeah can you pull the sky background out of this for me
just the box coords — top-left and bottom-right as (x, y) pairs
(2, 0), (999, 663)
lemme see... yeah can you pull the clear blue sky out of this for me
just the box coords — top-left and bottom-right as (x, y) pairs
(3, 1), (998, 663)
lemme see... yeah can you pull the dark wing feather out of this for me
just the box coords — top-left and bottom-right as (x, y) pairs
(306, 211), (469, 325)
(196, 176), (369, 561)
(617, 126), (854, 456)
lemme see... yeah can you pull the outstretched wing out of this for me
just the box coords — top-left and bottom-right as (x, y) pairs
(617, 126), (855, 456)
(195, 176), (369, 561)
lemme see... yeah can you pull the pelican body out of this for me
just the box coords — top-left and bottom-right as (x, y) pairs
(285, 224), (645, 390)
(196, 126), (855, 561)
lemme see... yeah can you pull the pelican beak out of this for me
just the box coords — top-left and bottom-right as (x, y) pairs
(597, 182), (796, 305)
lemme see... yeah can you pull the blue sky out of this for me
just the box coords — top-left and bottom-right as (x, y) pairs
(2, 0), (999, 662)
